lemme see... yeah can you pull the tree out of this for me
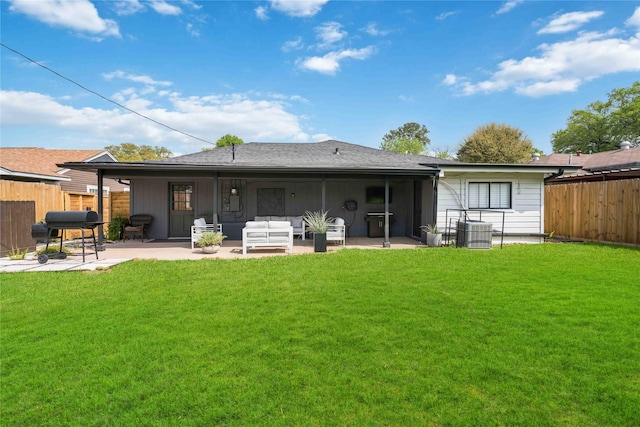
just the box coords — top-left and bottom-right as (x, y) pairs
(105, 143), (172, 161)
(431, 146), (457, 160)
(215, 134), (244, 148)
(380, 122), (430, 154)
(457, 123), (533, 163)
(552, 81), (640, 153)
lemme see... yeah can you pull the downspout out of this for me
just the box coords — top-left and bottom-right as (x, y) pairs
(432, 173), (440, 227)
(544, 168), (565, 183)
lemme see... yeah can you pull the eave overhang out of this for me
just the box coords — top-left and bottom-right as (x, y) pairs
(427, 163), (583, 175)
(58, 162), (440, 179)
(0, 167), (71, 182)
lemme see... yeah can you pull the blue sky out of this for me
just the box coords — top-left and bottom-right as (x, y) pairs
(1, 0), (639, 157)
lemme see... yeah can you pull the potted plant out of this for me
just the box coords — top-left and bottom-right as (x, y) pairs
(303, 210), (333, 253)
(196, 231), (227, 253)
(107, 214), (128, 241)
(421, 224), (443, 247)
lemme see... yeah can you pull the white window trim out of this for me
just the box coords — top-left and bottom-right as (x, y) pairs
(467, 181), (512, 210)
(87, 185), (110, 195)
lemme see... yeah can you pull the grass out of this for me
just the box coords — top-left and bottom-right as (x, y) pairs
(2, 243), (639, 426)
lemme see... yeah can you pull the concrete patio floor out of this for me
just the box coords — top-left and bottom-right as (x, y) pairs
(1, 237), (425, 273)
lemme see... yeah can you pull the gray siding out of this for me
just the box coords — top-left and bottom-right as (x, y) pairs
(131, 176), (431, 240)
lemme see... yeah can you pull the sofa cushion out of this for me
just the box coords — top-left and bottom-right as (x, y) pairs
(288, 216), (303, 228)
(268, 221), (290, 229)
(245, 221), (268, 228)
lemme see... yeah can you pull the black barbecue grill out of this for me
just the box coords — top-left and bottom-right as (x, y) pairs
(31, 210), (105, 264)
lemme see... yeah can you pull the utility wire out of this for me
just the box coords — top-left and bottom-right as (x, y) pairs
(1, 42), (216, 146)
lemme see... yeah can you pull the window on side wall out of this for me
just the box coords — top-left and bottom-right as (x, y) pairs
(87, 185), (110, 195)
(468, 182), (511, 209)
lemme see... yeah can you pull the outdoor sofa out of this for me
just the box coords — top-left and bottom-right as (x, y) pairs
(242, 220), (293, 255)
(254, 216), (305, 240)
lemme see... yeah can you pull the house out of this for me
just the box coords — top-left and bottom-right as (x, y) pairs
(532, 141), (640, 183)
(532, 141), (640, 245)
(58, 140), (574, 246)
(0, 148), (128, 194)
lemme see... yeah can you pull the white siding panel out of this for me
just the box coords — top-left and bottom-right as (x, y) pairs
(438, 172), (545, 243)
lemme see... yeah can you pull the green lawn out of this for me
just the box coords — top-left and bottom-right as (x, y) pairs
(2, 243), (639, 426)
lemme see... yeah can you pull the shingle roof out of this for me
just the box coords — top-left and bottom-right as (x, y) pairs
(533, 146), (640, 176)
(155, 140), (453, 170)
(0, 148), (107, 176)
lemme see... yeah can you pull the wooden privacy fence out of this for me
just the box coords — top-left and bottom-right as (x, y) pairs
(0, 180), (64, 221)
(545, 178), (640, 245)
(1, 181), (131, 252)
(0, 201), (37, 257)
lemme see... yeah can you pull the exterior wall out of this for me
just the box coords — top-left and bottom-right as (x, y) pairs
(60, 169), (127, 194)
(130, 179), (168, 239)
(438, 172), (546, 244)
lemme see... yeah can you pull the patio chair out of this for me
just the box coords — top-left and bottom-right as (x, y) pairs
(326, 217), (346, 246)
(191, 218), (223, 250)
(123, 214), (153, 242)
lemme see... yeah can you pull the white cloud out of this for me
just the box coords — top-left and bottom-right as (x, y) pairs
(399, 95), (414, 102)
(447, 26), (640, 97)
(103, 70), (173, 87)
(297, 46), (377, 75)
(496, 0), (523, 15)
(315, 22), (347, 49)
(8, 0), (120, 39)
(442, 74), (458, 85)
(436, 11), (459, 21)
(186, 23), (199, 37)
(269, 0), (328, 18)
(361, 22), (391, 36)
(0, 89), (312, 150)
(538, 11), (604, 34)
(255, 6), (268, 20)
(114, 0), (144, 16)
(149, 0), (182, 16)
(281, 36), (304, 52)
(626, 6), (640, 29)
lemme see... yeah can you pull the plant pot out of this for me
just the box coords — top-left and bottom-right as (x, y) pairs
(426, 232), (442, 247)
(313, 233), (327, 253)
(202, 245), (220, 254)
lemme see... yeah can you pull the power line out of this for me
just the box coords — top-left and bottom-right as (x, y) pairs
(1, 42), (216, 146)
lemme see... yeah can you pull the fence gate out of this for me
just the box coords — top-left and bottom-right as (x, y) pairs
(0, 201), (36, 257)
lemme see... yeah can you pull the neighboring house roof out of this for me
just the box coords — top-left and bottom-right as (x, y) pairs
(1, 147), (128, 192)
(533, 145), (640, 182)
(1, 148), (110, 177)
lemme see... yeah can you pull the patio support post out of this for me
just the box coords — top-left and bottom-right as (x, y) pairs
(96, 169), (105, 251)
(212, 173), (219, 229)
(321, 175), (326, 211)
(383, 177), (391, 248)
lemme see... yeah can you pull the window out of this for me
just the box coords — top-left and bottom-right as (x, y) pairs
(87, 185), (110, 195)
(172, 184), (193, 211)
(468, 182), (511, 209)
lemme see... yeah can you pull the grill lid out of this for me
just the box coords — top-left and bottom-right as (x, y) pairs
(45, 210), (99, 225)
